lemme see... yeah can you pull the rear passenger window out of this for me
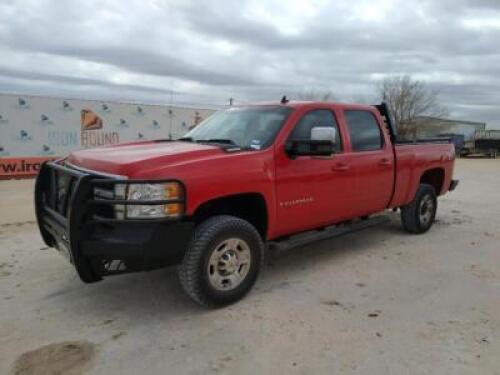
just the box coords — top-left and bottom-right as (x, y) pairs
(289, 110), (342, 151)
(344, 110), (383, 151)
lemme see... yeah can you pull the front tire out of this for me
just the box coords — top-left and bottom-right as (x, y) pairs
(178, 215), (264, 306)
(401, 184), (437, 234)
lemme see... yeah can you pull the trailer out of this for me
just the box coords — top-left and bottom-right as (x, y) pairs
(474, 130), (500, 158)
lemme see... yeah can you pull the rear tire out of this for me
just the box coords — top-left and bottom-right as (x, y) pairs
(178, 215), (264, 306)
(401, 184), (437, 234)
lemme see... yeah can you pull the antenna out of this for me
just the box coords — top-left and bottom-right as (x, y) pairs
(280, 95), (289, 104)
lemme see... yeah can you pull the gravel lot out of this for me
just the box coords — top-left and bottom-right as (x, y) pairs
(1, 158), (499, 375)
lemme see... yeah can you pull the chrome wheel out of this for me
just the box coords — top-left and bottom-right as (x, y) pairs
(419, 195), (434, 226)
(207, 238), (252, 291)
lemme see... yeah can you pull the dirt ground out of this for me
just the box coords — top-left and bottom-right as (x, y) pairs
(1, 158), (499, 375)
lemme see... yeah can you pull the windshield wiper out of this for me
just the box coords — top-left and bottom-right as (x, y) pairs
(196, 138), (237, 145)
(178, 137), (257, 151)
(180, 137), (252, 151)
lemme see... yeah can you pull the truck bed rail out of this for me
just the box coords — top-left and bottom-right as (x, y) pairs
(396, 138), (453, 145)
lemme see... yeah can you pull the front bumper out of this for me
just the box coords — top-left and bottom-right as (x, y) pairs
(34, 161), (193, 282)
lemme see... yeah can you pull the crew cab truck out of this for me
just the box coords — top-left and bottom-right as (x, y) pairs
(35, 101), (458, 306)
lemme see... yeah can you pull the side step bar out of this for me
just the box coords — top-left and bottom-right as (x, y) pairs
(267, 215), (390, 253)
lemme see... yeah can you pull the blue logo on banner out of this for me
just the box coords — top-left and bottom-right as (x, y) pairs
(38, 114), (54, 125)
(99, 103), (111, 113)
(39, 145), (55, 155)
(15, 97), (30, 109)
(116, 118), (129, 128)
(17, 130), (32, 141)
(133, 106), (145, 116)
(60, 100), (73, 111)
(165, 108), (175, 118)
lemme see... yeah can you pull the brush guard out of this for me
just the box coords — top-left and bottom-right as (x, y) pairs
(34, 160), (190, 282)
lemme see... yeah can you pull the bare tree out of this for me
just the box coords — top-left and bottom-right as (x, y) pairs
(296, 89), (336, 102)
(377, 75), (447, 139)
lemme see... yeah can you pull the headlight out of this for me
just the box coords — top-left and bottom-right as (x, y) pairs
(114, 182), (183, 219)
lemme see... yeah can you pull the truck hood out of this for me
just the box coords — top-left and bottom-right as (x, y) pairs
(67, 141), (223, 177)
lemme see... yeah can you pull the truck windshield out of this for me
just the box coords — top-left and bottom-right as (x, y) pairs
(181, 106), (292, 150)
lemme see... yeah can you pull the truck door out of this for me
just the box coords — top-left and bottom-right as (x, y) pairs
(342, 109), (394, 216)
(274, 109), (355, 236)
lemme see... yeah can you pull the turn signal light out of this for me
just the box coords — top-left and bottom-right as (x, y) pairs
(164, 203), (183, 216)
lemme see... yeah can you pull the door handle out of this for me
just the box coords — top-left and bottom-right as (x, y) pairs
(378, 158), (392, 166)
(332, 163), (350, 172)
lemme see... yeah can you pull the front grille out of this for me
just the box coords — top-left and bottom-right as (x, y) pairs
(42, 162), (119, 220)
(93, 185), (117, 219)
(94, 186), (115, 200)
(64, 162), (118, 220)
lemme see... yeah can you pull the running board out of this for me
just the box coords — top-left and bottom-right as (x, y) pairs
(267, 215), (390, 253)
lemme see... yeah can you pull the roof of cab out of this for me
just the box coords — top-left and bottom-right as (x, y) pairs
(232, 100), (376, 111)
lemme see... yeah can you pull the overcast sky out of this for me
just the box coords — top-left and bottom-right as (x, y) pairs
(0, 0), (499, 127)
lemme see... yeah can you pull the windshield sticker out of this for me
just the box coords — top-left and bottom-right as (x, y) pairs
(250, 139), (261, 150)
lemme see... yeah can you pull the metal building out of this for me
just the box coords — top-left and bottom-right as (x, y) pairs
(414, 116), (486, 141)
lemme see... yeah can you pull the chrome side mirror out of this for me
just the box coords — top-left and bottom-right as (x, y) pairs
(311, 126), (337, 143)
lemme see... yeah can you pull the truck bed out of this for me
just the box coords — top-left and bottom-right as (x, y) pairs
(390, 142), (455, 208)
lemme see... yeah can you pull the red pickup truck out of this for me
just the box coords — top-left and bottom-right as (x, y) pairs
(35, 101), (458, 306)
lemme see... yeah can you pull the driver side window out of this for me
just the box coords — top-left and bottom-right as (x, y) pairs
(289, 109), (342, 151)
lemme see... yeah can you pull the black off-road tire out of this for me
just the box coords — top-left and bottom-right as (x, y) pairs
(401, 183), (437, 234)
(178, 215), (264, 307)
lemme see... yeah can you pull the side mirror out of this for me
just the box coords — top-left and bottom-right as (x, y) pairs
(311, 126), (337, 143)
(285, 126), (337, 158)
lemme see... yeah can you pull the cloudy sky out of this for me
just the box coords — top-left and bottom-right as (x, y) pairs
(0, 0), (499, 126)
